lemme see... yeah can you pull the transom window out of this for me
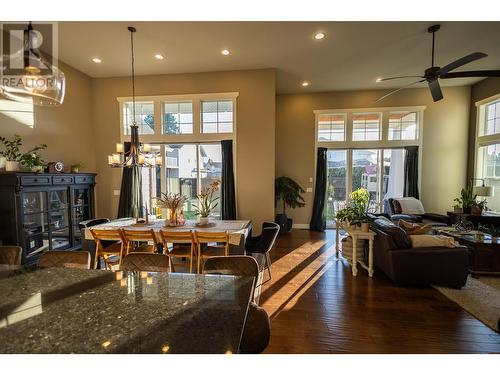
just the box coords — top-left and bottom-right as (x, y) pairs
(318, 114), (345, 142)
(389, 111), (418, 140)
(352, 113), (380, 141)
(163, 102), (193, 134)
(202, 100), (233, 134)
(485, 100), (500, 136)
(123, 101), (154, 135)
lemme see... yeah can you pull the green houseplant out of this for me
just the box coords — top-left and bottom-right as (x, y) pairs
(454, 187), (477, 214)
(336, 188), (371, 232)
(275, 176), (306, 233)
(0, 134), (47, 172)
(20, 152), (48, 173)
(193, 180), (220, 225)
(471, 199), (487, 216)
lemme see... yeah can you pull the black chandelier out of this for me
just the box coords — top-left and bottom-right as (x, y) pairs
(108, 26), (161, 168)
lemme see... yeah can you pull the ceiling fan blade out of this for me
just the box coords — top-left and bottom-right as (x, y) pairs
(441, 70), (500, 78)
(428, 79), (443, 102)
(438, 52), (488, 75)
(376, 75), (424, 82)
(376, 79), (425, 102)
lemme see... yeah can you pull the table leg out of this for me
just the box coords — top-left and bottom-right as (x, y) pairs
(352, 234), (358, 276)
(368, 238), (374, 277)
(335, 220), (339, 258)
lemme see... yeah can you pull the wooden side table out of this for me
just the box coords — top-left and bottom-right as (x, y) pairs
(335, 220), (376, 277)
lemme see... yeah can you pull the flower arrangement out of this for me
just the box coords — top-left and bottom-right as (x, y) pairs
(154, 192), (186, 226)
(193, 180), (220, 223)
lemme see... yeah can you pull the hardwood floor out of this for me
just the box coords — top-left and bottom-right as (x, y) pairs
(260, 229), (500, 354)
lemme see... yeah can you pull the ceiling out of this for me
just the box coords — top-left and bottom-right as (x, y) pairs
(57, 21), (500, 94)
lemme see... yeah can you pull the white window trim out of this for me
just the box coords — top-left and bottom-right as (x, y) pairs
(474, 93), (500, 181)
(313, 105), (425, 213)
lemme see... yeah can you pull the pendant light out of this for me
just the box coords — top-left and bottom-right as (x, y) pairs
(108, 26), (161, 168)
(0, 22), (66, 106)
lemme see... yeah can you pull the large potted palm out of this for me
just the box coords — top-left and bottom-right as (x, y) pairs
(275, 176), (305, 233)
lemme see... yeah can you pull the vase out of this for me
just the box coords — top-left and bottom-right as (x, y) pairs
(199, 216), (209, 226)
(360, 222), (369, 232)
(0, 156), (6, 170)
(5, 161), (20, 172)
(165, 208), (182, 226)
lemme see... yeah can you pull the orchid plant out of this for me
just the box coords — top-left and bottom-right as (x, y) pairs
(193, 180), (220, 218)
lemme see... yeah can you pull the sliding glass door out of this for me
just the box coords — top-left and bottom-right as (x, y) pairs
(326, 148), (406, 228)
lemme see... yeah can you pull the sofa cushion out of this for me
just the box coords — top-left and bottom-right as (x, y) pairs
(374, 218), (412, 249)
(394, 197), (425, 215)
(409, 235), (460, 248)
(399, 220), (433, 235)
(392, 199), (403, 214)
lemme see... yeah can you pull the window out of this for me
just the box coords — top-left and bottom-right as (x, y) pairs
(389, 111), (418, 140)
(485, 100), (500, 136)
(163, 102), (193, 134)
(202, 100), (233, 133)
(352, 113), (380, 141)
(123, 101), (154, 135)
(318, 114), (345, 142)
(478, 143), (500, 179)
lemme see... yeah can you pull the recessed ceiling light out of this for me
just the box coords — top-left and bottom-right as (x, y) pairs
(301, 81), (310, 87)
(376, 77), (382, 83)
(314, 32), (326, 40)
(221, 49), (230, 56)
(92, 57), (102, 64)
(154, 54), (164, 60)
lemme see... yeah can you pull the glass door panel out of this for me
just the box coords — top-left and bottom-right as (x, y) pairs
(199, 143), (222, 219)
(352, 149), (381, 212)
(165, 144), (198, 219)
(23, 212), (49, 257)
(48, 190), (68, 210)
(326, 150), (347, 228)
(23, 191), (46, 214)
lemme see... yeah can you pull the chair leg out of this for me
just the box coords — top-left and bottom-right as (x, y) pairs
(265, 252), (272, 280)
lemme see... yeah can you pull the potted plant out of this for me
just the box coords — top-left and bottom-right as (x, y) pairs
(70, 163), (82, 173)
(350, 188), (370, 232)
(453, 187), (476, 214)
(193, 180), (220, 225)
(0, 135), (47, 172)
(335, 206), (357, 229)
(275, 176), (306, 233)
(471, 199), (487, 216)
(20, 152), (48, 173)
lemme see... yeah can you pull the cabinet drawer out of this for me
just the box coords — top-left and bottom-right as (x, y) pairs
(53, 176), (74, 185)
(75, 176), (94, 184)
(20, 176), (51, 186)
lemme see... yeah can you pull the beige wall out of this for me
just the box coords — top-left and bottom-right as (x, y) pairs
(468, 77), (500, 179)
(91, 69), (276, 229)
(0, 62), (96, 172)
(276, 86), (471, 225)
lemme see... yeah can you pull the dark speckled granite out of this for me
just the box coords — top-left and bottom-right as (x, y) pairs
(0, 268), (254, 353)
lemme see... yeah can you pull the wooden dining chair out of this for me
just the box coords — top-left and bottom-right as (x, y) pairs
(121, 253), (171, 272)
(38, 250), (91, 270)
(194, 231), (230, 274)
(121, 229), (160, 254)
(0, 246), (22, 266)
(90, 229), (126, 270)
(159, 230), (196, 273)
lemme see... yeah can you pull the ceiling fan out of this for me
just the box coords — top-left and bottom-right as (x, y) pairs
(376, 24), (500, 102)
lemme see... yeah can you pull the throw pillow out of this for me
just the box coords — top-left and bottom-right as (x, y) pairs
(410, 235), (460, 248)
(373, 218), (412, 249)
(394, 197), (425, 215)
(399, 220), (432, 235)
(392, 199), (403, 214)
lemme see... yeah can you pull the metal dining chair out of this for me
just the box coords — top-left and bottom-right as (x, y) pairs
(202, 255), (270, 354)
(0, 246), (22, 266)
(245, 222), (280, 280)
(195, 231), (230, 274)
(121, 253), (171, 272)
(38, 250), (91, 270)
(90, 229), (127, 270)
(159, 230), (196, 273)
(121, 228), (160, 254)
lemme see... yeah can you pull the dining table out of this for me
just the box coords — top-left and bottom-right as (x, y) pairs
(0, 267), (255, 353)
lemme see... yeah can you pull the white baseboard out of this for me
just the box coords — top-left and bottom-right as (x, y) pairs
(292, 223), (310, 229)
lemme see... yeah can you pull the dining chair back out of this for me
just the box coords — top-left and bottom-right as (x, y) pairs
(38, 250), (91, 270)
(203, 255), (259, 278)
(194, 231), (230, 273)
(90, 229), (126, 270)
(121, 229), (160, 254)
(159, 230), (196, 273)
(0, 246), (22, 266)
(245, 222), (280, 280)
(121, 253), (171, 272)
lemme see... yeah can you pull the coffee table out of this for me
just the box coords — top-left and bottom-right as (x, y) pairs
(434, 227), (500, 275)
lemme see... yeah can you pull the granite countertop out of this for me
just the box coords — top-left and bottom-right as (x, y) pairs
(0, 268), (254, 354)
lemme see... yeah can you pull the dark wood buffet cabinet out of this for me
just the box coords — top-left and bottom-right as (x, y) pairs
(0, 172), (96, 266)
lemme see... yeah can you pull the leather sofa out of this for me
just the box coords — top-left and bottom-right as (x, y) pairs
(384, 198), (449, 227)
(372, 216), (469, 289)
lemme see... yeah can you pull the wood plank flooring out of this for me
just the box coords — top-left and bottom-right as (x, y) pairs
(260, 229), (500, 353)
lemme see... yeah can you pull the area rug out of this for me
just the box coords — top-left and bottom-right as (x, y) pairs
(433, 277), (500, 333)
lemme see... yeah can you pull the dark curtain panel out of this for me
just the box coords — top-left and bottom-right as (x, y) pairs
(117, 142), (143, 218)
(221, 139), (236, 220)
(310, 148), (327, 231)
(404, 146), (419, 199)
